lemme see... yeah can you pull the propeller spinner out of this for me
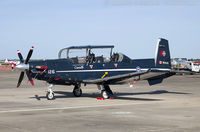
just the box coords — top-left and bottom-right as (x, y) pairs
(16, 47), (34, 87)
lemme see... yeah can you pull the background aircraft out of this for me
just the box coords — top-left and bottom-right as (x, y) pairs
(15, 38), (178, 100)
(171, 59), (200, 73)
(4, 58), (20, 69)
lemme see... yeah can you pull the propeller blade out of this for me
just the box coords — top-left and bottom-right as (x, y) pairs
(25, 46), (34, 64)
(17, 71), (24, 87)
(26, 70), (34, 86)
(17, 50), (24, 63)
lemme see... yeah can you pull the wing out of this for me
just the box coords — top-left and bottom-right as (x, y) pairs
(83, 69), (150, 84)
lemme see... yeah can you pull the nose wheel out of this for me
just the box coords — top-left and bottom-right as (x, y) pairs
(46, 91), (55, 100)
(46, 84), (55, 100)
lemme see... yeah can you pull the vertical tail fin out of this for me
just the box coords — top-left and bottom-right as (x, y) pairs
(155, 38), (171, 69)
(5, 58), (8, 63)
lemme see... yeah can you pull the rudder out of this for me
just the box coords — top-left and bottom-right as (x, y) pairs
(155, 38), (171, 69)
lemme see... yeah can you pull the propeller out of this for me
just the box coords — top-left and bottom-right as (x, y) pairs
(17, 71), (24, 87)
(25, 46), (34, 64)
(17, 50), (24, 63)
(16, 47), (34, 87)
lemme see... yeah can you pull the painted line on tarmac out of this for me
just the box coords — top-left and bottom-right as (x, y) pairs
(0, 103), (141, 114)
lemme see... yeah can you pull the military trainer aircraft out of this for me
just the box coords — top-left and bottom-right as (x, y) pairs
(15, 38), (176, 100)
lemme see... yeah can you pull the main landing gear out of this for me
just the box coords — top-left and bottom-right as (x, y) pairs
(73, 84), (82, 97)
(100, 84), (113, 99)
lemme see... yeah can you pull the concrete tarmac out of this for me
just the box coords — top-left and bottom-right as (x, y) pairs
(0, 71), (200, 132)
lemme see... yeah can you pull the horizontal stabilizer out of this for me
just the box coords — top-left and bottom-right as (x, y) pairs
(147, 72), (175, 86)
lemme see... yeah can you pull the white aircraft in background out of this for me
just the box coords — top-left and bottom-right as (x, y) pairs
(4, 58), (20, 69)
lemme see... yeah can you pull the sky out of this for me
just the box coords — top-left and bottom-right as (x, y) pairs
(0, 0), (200, 60)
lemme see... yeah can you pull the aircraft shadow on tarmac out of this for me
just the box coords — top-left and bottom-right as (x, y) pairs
(31, 90), (191, 101)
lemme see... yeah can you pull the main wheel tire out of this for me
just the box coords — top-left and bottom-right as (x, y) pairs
(101, 90), (110, 99)
(46, 92), (55, 100)
(73, 88), (82, 97)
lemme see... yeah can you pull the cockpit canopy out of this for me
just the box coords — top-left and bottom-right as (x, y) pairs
(58, 45), (132, 64)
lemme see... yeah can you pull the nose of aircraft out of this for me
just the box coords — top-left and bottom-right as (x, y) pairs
(16, 46), (34, 87)
(15, 63), (29, 71)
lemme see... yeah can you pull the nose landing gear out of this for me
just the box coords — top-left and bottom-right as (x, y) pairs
(46, 84), (55, 100)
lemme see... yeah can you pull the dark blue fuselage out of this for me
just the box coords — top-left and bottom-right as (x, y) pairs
(29, 58), (157, 85)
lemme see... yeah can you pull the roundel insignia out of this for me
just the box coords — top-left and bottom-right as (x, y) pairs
(136, 66), (141, 72)
(160, 50), (166, 57)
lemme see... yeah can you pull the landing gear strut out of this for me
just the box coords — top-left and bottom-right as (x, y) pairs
(73, 84), (82, 97)
(100, 84), (113, 99)
(46, 84), (55, 100)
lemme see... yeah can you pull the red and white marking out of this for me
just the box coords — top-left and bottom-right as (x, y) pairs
(89, 65), (93, 69)
(160, 50), (166, 57)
